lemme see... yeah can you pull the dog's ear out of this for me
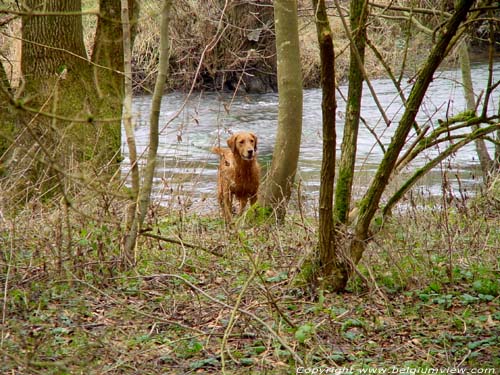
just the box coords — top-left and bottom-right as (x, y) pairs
(227, 134), (237, 153)
(250, 132), (258, 152)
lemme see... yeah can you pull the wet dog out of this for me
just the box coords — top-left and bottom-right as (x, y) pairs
(212, 132), (260, 222)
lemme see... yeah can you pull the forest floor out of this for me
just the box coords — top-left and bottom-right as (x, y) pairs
(1, 184), (499, 374)
(1, 2), (499, 374)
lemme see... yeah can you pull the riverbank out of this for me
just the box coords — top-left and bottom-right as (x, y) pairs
(129, 1), (497, 94)
(1, 2), (495, 94)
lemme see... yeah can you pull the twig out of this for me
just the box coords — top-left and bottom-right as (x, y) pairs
(154, 273), (304, 365)
(333, 0), (392, 127)
(0, 223), (14, 349)
(360, 116), (386, 153)
(243, 244), (297, 329)
(140, 231), (223, 257)
(70, 274), (207, 335)
(159, 0), (231, 135)
(384, 123), (500, 217)
(221, 263), (257, 373)
(368, 2), (451, 17)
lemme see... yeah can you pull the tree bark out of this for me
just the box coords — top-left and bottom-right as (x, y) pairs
(90, 0), (138, 169)
(22, 1), (87, 77)
(259, 0), (302, 221)
(310, 0), (347, 290)
(12, 0), (135, 198)
(123, 0), (172, 264)
(458, 39), (493, 180)
(0, 61), (16, 174)
(333, 0), (368, 225)
(92, 0), (139, 97)
(19, 0), (95, 195)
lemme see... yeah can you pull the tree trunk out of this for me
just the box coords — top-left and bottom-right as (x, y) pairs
(458, 40), (493, 180)
(92, 0), (139, 97)
(90, 0), (139, 170)
(19, 0), (94, 195)
(121, 0), (140, 265)
(12, 0), (135, 198)
(259, 0), (302, 221)
(0, 61), (15, 173)
(123, 0), (172, 264)
(4, 0), (138, 200)
(311, 0), (347, 290)
(333, 0), (368, 225)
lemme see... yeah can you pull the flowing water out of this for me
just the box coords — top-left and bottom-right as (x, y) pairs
(124, 61), (499, 212)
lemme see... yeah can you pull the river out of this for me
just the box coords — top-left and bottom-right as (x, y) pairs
(124, 61), (499, 212)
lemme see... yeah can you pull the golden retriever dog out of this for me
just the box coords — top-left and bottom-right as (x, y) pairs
(212, 132), (260, 222)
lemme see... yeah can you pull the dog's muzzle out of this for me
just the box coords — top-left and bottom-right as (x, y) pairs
(243, 149), (255, 160)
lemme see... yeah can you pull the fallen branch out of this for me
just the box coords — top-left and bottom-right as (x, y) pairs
(140, 230), (224, 257)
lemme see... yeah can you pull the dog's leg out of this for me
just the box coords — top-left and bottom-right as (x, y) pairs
(250, 195), (257, 206)
(238, 197), (248, 215)
(222, 189), (233, 222)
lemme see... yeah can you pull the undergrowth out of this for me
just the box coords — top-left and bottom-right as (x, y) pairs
(1, 182), (499, 374)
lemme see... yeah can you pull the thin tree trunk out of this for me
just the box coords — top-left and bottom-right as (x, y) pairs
(123, 0), (172, 264)
(485, 14), (500, 172)
(458, 40), (493, 180)
(122, 0), (140, 265)
(137, 0), (172, 231)
(259, 0), (302, 221)
(311, 0), (346, 290)
(333, 0), (368, 225)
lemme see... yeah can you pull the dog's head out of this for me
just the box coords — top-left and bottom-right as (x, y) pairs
(227, 132), (258, 161)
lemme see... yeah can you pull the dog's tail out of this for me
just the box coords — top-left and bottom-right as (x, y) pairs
(211, 146), (224, 156)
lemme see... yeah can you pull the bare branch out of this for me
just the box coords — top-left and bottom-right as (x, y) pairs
(384, 122), (500, 217)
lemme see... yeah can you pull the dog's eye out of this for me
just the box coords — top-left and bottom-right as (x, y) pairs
(239, 140), (244, 144)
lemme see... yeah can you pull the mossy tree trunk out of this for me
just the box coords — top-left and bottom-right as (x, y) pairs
(19, 0), (93, 195)
(259, 0), (303, 221)
(307, 0), (476, 292)
(333, 0), (368, 225)
(8, 0), (136, 197)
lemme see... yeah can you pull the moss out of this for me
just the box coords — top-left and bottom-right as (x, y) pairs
(437, 109), (476, 126)
(236, 204), (273, 227)
(0, 120), (15, 163)
(334, 166), (354, 223)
